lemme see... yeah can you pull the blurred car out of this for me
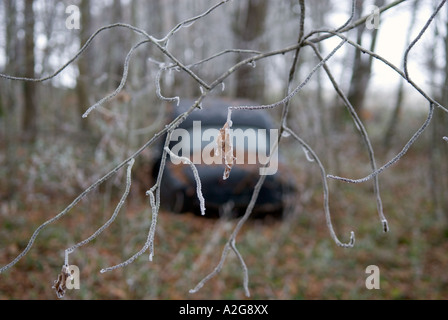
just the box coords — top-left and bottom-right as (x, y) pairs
(152, 97), (296, 218)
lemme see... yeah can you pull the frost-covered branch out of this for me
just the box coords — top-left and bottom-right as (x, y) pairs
(403, 0), (447, 80)
(306, 40), (388, 232)
(283, 126), (355, 248)
(1, 0), (448, 300)
(164, 147), (206, 216)
(64, 158), (135, 266)
(328, 103), (435, 184)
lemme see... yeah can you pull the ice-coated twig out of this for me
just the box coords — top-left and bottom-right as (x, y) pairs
(190, 140), (282, 295)
(328, 103), (435, 184)
(0, 23), (151, 83)
(189, 176), (267, 295)
(164, 147), (206, 216)
(309, 29), (448, 114)
(100, 134), (171, 272)
(188, 49), (261, 69)
(98, 98), (205, 271)
(306, 40), (388, 232)
(283, 126), (355, 248)
(154, 0), (230, 45)
(403, 0), (447, 80)
(190, 11), (350, 297)
(307, 0), (407, 44)
(336, 0), (356, 32)
(189, 242), (231, 295)
(230, 239), (250, 297)
(227, 39), (347, 112)
(155, 65), (180, 106)
(82, 40), (151, 118)
(64, 159), (135, 266)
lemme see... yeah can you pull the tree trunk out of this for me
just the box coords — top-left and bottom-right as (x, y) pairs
(346, 0), (383, 117)
(429, 2), (448, 222)
(108, 0), (125, 90)
(22, 0), (37, 143)
(76, 0), (92, 132)
(383, 0), (419, 150)
(233, 0), (268, 100)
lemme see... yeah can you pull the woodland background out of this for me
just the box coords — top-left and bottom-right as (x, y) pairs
(0, 0), (448, 299)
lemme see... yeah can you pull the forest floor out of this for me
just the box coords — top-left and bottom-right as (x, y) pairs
(1, 111), (448, 300)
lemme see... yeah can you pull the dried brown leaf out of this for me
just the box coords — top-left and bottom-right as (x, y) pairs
(216, 121), (236, 180)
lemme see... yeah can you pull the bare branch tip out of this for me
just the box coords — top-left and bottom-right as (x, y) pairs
(382, 219), (390, 233)
(340, 231), (356, 248)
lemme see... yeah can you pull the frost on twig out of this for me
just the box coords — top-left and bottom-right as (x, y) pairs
(403, 0), (447, 80)
(230, 239), (250, 297)
(82, 40), (151, 118)
(306, 41), (388, 233)
(2, 0), (448, 300)
(101, 135), (171, 271)
(155, 65), (180, 106)
(63, 159), (135, 270)
(164, 146), (206, 216)
(327, 103), (434, 184)
(283, 126), (355, 248)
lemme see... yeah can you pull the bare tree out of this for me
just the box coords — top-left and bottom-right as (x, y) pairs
(233, 0), (268, 100)
(344, 0), (384, 120)
(76, 0), (92, 132)
(22, 0), (38, 143)
(383, 0), (420, 150)
(429, 0), (448, 221)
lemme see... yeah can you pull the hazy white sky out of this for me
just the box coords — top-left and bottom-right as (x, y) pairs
(319, 1), (445, 110)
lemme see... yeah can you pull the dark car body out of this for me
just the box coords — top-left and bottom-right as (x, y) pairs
(153, 97), (295, 218)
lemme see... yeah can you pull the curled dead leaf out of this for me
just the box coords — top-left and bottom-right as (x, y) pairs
(215, 121), (236, 180)
(52, 265), (70, 299)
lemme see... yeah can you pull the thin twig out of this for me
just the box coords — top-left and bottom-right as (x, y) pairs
(228, 39), (347, 112)
(155, 65), (180, 106)
(0, 23), (150, 82)
(328, 103), (435, 184)
(0, 96), (204, 274)
(306, 40), (388, 232)
(283, 126), (355, 248)
(155, 0), (230, 45)
(82, 40), (151, 118)
(64, 158), (135, 266)
(281, 0), (306, 125)
(100, 134), (171, 272)
(164, 147), (206, 216)
(188, 49), (262, 69)
(307, 0), (407, 43)
(336, 0), (357, 32)
(403, 0), (447, 80)
(307, 29), (448, 114)
(230, 239), (250, 297)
